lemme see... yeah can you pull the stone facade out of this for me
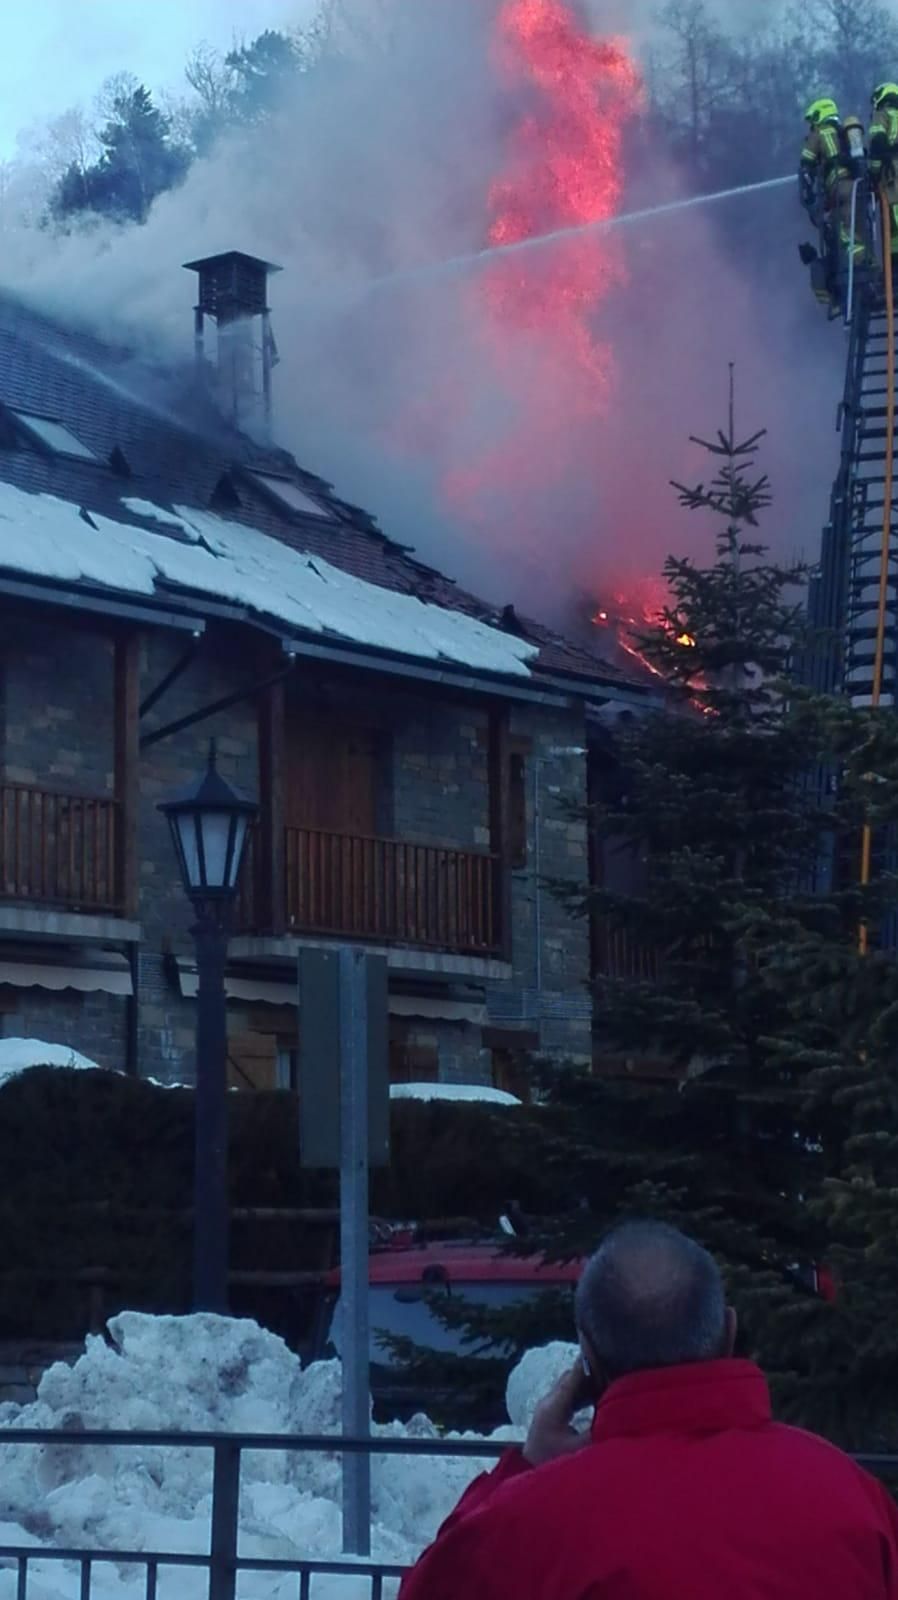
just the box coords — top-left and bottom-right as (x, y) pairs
(0, 610), (594, 1087)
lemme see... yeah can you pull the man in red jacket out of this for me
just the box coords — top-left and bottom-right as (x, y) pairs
(400, 1221), (898, 1599)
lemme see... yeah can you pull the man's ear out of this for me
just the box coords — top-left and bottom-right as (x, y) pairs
(723, 1306), (738, 1356)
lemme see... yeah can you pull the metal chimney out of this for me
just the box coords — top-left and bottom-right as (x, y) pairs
(183, 251), (282, 431)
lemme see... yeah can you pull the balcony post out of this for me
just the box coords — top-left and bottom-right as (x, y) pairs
(488, 705), (513, 960)
(114, 631), (140, 920)
(258, 679), (286, 934)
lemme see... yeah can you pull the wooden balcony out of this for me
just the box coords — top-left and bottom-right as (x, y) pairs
(0, 782), (122, 915)
(239, 825), (501, 957)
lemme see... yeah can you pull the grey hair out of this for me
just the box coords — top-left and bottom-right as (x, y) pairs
(575, 1221), (727, 1381)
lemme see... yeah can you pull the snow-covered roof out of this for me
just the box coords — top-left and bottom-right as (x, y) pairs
(0, 479), (538, 680)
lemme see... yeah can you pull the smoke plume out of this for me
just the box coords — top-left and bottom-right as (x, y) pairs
(0, 0), (843, 627)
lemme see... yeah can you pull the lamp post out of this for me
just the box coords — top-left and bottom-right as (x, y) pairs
(159, 741), (258, 1312)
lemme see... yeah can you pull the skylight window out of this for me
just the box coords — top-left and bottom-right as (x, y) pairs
(12, 411), (97, 462)
(249, 471), (330, 518)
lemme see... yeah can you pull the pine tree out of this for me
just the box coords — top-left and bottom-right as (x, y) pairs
(223, 31), (305, 126)
(379, 405), (874, 1430)
(526, 397), (898, 1442)
(51, 86), (190, 226)
(768, 704), (898, 1447)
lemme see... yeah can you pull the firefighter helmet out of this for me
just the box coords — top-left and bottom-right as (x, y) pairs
(805, 97), (839, 126)
(872, 83), (898, 109)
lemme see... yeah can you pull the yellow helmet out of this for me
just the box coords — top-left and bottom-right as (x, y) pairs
(872, 83), (898, 109)
(805, 97), (839, 126)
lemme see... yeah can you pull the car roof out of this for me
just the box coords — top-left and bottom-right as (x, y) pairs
(326, 1240), (582, 1288)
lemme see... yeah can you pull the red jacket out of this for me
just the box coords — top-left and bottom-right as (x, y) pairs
(400, 1359), (898, 1599)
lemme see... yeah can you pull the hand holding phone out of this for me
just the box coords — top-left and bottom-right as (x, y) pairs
(523, 1360), (599, 1469)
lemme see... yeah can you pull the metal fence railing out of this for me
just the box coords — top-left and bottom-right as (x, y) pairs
(0, 1428), (508, 1598)
(0, 1429), (895, 1598)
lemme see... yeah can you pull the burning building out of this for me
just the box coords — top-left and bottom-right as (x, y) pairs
(0, 250), (652, 1093)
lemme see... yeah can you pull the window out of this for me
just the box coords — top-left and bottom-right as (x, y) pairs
(248, 471), (330, 518)
(325, 1283), (571, 1371)
(276, 1046), (297, 1091)
(11, 411), (97, 462)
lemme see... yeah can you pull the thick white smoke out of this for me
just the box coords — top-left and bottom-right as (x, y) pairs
(0, 0), (844, 624)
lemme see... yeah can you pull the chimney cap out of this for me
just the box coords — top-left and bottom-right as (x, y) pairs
(184, 250), (282, 325)
(183, 249), (282, 277)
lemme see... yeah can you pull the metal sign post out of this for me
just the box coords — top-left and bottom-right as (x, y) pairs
(298, 947), (389, 1558)
(339, 946), (372, 1556)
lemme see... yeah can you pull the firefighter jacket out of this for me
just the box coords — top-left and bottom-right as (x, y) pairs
(800, 119), (850, 210)
(870, 105), (898, 186)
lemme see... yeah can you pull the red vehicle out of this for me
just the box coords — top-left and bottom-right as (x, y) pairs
(309, 1233), (836, 1429)
(312, 1236), (582, 1429)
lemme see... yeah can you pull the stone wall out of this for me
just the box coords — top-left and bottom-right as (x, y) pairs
(136, 624), (261, 1082)
(0, 617), (113, 794)
(499, 704), (593, 1068)
(392, 706), (490, 850)
(0, 986), (128, 1074)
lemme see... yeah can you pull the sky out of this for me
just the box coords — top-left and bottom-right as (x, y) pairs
(0, 0), (314, 158)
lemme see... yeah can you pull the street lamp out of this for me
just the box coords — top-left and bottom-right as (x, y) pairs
(159, 740), (258, 1312)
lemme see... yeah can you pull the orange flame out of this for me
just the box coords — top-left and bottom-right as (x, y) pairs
(591, 579), (707, 699)
(444, 0), (642, 521)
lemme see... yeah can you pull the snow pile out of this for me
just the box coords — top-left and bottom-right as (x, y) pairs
(0, 1312), (556, 1599)
(0, 1039), (101, 1083)
(0, 480), (538, 680)
(389, 1082), (521, 1106)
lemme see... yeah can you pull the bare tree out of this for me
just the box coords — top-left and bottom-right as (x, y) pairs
(653, 0), (740, 163)
(185, 43), (234, 118)
(789, 0), (898, 113)
(92, 71), (141, 131)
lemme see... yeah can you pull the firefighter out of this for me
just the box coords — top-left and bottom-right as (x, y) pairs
(799, 98), (864, 310)
(870, 82), (898, 257)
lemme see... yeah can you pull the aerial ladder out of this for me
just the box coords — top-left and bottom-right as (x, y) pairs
(808, 188), (897, 943)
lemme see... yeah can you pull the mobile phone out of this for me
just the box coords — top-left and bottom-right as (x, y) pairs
(579, 1353), (604, 1407)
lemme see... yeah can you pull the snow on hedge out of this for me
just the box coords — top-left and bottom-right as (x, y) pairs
(0, 1313), (570, 1598)
(0, 480), (537, 680)
(389, 1082), (521, 1106)
(0, 1038), (101, 1083)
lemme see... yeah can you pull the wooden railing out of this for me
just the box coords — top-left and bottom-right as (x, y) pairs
(592, 921), (661, 983)
(240, 826), (500, 956)
(0, 782), (122, 914)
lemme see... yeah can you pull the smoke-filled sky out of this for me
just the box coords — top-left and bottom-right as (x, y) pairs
(0, 0), (850, 626)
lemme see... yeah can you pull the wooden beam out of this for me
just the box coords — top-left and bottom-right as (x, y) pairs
(258, 678), (286, 934)
(488, 705), (513, 960)
(114, 631), (140, 920)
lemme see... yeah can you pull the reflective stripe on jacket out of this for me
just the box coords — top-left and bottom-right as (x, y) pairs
(870, 106), (898, 181)
(801, 120), (850, 192)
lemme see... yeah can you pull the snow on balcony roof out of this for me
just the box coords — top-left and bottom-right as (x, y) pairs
(0, 482), (537, 679)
